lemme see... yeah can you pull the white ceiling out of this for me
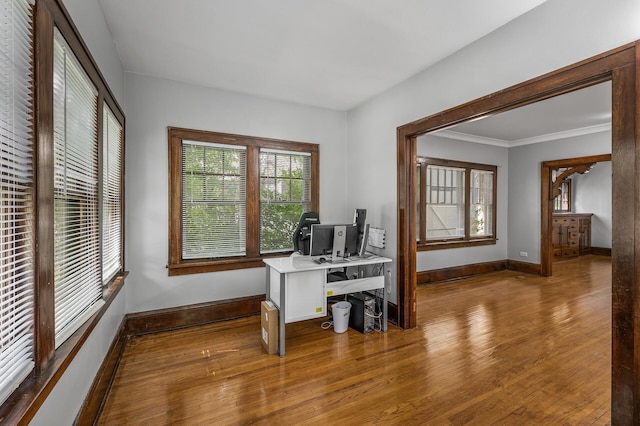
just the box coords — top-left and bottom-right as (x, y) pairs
(434, 82), (612, 147)
(98, 0), (549, 111)
(98, 0), (611, 142)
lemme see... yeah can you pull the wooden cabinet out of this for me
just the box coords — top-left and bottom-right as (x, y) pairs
(552, 213), (592, 261)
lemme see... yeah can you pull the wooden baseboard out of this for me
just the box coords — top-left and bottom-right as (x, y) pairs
(125, 294), (265, 336)
(591, 246), (612, 256)
(417, 259), (543, 286)
(75, 319), (129, 425)
(507, 259), (542, 275)
(417, 260), (508, 284)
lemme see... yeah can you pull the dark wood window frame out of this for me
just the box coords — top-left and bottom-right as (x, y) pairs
(417, 157), (497, 251)
(0, 0), (127, 423)
(167, 127), (319, 276)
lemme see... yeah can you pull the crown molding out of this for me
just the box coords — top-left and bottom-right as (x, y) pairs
(433, 122), (611, 148)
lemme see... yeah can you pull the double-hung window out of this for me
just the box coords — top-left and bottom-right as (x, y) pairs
(102, 105), (124, 283)
(260, 149), (311, 253)
(53, 29), (103, 346)
(417, 157), (497, 250)
(168, 128), (319, 275)
(181, 141), (247, 259)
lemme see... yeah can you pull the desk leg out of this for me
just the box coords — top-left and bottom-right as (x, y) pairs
(383, 283), (388, 332)
(279, 273), (286, 357)
(265, 266), (271, 301)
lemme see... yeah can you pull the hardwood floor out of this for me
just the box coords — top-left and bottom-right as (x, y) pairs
(97, 256), (611, 425)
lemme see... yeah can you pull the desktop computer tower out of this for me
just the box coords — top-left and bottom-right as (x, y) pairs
(347, 292), (376, 334)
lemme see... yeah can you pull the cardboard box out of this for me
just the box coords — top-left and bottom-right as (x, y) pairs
(261, 300), (278, 354)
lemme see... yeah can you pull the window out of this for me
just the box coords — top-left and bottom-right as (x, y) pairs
(0, 0), (35, 405)
(417, 157), (497, 250)
(168, 128), (319, 275)
(102, 105), (124, 283)
(553, 179), (571, 212)
(260, 149), (311, 253)
(182, 141), (247, 259)
(53, 29), (103, 346)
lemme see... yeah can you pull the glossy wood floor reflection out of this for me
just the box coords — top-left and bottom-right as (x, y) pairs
(98, 256), (611, 425)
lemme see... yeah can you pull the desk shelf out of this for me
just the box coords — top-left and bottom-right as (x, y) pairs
(326, 275), (384, 297)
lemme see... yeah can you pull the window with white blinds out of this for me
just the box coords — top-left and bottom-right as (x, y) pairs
(0, 0), (35, 405)
(53, 29), (104, 347)
(182, 141), (247, 259)
(102, 105), (122, 283)
(259, 149), (311, 253)
(169, 128), (318, 274)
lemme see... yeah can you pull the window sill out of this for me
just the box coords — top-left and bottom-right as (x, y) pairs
(418, 238), (497, 251)
(167, 252), (292, 276)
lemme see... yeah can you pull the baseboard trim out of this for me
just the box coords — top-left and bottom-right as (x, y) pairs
(125, 294), (265, 336)
(591, 246), (612, 256)
(417, 259), (543, 285)
(417, 260), (508, 284)
(507, 259), (542, 275)
(75, 319), (129, 425)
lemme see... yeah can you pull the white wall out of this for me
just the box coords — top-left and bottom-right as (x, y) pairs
(414, 135), (509, 273)
(573, 161), (612, 248)
(124, 73), (348, 314)
(347, 0), (640, 294)
(507, 131), (610, 263)
(60, 0), (125, 108)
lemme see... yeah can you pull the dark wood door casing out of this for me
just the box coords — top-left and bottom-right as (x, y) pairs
(397, 42), (638, 424)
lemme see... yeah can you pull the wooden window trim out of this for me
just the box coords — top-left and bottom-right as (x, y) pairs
(417, 156), (497, 251)
(167, 127), (319, 275)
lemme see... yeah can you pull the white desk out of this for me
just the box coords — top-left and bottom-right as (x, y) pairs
(264, 254), (392, 356)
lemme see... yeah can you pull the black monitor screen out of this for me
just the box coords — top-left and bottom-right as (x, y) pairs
(310, 224), (335, 256)
(344, 223), (359, 257)
(310, 223), (359, 258)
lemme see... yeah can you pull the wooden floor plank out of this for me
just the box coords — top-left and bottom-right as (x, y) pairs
(97, 255), (611, 425)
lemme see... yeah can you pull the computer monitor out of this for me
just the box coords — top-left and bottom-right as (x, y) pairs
(353, 209), (368, 256)
(344, 223), (360, 257)
(310, 223), (359, 259)
(310, 224), (336, 256)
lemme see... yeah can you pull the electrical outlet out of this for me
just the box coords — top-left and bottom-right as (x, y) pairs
(519, 251), (528, 257)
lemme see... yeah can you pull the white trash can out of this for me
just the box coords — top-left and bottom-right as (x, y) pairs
(332, 301), (351, 333)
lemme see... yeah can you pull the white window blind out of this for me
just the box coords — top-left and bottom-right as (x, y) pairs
(259, 149), (311, 253)
(53, 29), (103, 347)
(182, 141), (246, 259)
(102, 104), (122, 283)
(0, 0), (35, 404)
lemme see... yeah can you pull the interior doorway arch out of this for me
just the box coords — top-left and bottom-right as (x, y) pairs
(541, 153), (612, 276)
(396, 42), (639, 423)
